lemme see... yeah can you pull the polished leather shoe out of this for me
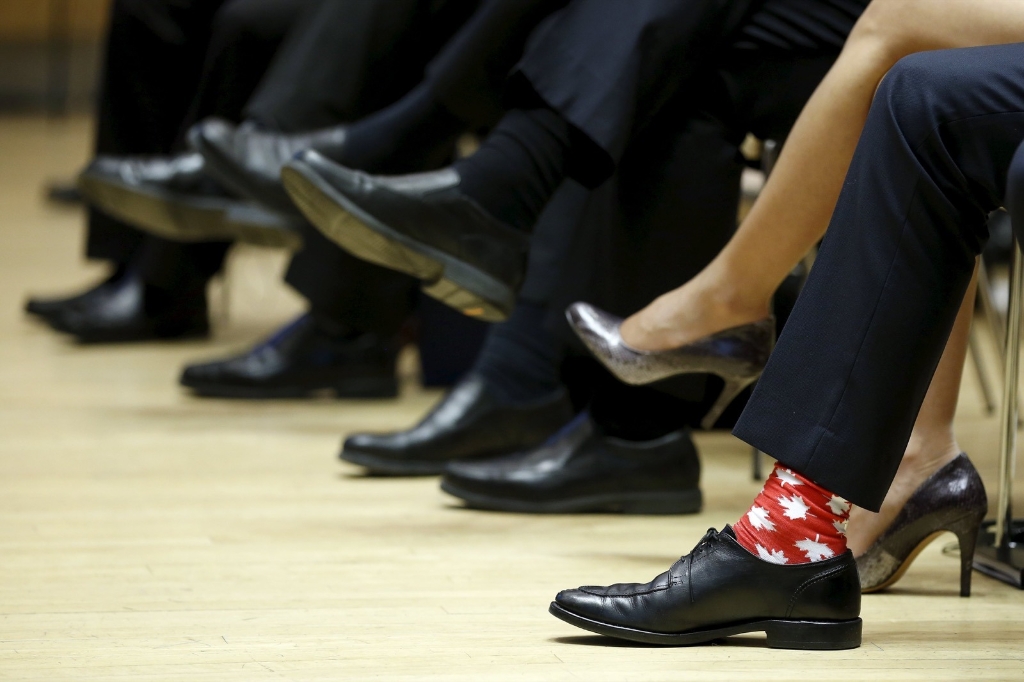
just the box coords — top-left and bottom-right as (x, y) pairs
(25, 267), (127, 324)
(189, 119), (349, 215)
(49, 272), (209, 343)
(78, 152), (302, 249)
(282, 151), (529, 322)
(180, 313), (399, 399)
(340, 374), (574, 475)
(440, 415), (702, 514)
(550, 526), (862, 649)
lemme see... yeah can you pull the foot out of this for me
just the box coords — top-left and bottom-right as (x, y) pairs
(49, 271), (209, 343)
(619, 279), (770, 352)
(180, 313), (400, 399)
(77, 152), (302, 249)
(846, 443), (962, 556)
(550, 526), (862, 649)
(25, 267), (126, 324)
(340, 374), (573, 476)
(189, 118), (349, 215)
(281, 151), (529, 322)
(440, 414), (702, 514)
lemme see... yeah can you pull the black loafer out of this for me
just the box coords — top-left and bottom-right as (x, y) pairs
(25, 267), (127, 324)
(282, 152), (529, 322)
(189, 118), (349, 215)
(77, 152), (302, 249)
(180, 314), (399, 399)
(440, 415), (702, 514)
(340, 374), (574, 476)
(49, 272), (209, 344)
(551, 526), (862, 650)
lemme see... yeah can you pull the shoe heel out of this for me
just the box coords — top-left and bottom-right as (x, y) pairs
(949, 512), (985, 597)
(764, 618), (862, 651)
(700, 376), (757, 430)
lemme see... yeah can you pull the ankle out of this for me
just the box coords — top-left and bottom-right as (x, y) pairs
(902, 434), (961, 473)
(623, 279), (770, 351)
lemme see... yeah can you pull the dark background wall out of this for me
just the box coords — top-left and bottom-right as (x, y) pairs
(0, 0), (110, 112)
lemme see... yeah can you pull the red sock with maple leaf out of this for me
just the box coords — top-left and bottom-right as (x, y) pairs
(732, 462), (851, 565)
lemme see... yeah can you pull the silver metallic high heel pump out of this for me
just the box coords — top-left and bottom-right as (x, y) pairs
(566, 302), (775, 429)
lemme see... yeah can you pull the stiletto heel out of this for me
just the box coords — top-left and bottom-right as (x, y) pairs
(700, 376), (758, 430)
(857, 454), (988, 594)
(950, 511), (985, 597)
(565, 302), (775, 429)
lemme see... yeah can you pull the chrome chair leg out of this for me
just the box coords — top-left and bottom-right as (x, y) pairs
(973, 239), (1024, 588)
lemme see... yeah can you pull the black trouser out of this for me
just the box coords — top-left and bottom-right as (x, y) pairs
(734, 44), (1024, 511)
(245, 0), (480, 131)
(87, 0), (311, 289)
(510, 0), (866, 187)
(279, 0), (567, 375)
(514, 0), (865, 421)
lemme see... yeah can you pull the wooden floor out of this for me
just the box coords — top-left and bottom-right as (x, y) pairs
(1, 116), (1023, 681)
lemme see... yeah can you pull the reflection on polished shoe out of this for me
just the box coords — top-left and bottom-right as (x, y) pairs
(340, 375), (573, 476)
(189, 119), (350, 215)
(77, 152), (302, 249)
(48, 271), (209, 344)
(550, 526), (862, 649)
(440, 414), (702, 514)
(857, 453), (987, 596)
(180, 313), (400, 399)
(566, 301), (774, 429)
(282, 152), (529, 322)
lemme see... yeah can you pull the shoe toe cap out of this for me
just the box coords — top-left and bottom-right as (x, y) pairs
(190, 118), (235, 151)
(554, 588), (613, 622)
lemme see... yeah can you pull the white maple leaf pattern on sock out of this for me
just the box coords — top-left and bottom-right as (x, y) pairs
(828, 495), (851, 516)
(777, 494), (812, 520)
(833, 519), (849, 535)
(775, 468), (804, 487)
(746, 505), (776, 532)
(795, 535), (835, 562)
(756, 544), (789, 564)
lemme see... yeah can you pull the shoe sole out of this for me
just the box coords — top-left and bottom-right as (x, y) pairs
(440, 479), (703, 515)
(548, 603), (862, 650)
(181, 377), (398, 400)
(339, 448), (451, 477)
(282, 162), (514, 322)
(78, 172), (302, 250)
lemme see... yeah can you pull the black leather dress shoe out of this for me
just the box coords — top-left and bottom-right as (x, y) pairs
(180, 313), (399, 399)
(440, 415), (702, 514)
(282, 151), (529, 322)
(49, 272), (209, 343)
(551, 526), (862, 650)
(189, 119), (349, 215)
(25, 268), (126, 323)
(78, 152), (302, 249)
(340, 374), (574, 476)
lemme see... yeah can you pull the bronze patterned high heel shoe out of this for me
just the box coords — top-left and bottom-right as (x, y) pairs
(857, 453), (987, 597)
(565, 302), (775, 429)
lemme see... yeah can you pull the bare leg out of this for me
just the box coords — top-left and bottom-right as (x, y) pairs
(845, 264), (978, 555)
(621, 0), (1024, 351)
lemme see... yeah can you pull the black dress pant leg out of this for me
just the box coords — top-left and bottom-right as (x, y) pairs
(86, 0), (227, 265)
(424, 0), (569, 129)
(733, 44), (1024, 511)
(132, 0), (313, 292)
(245, 0), (480, 131)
